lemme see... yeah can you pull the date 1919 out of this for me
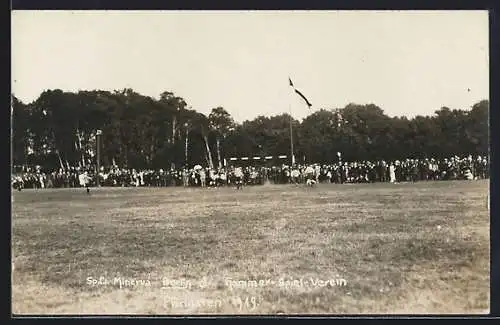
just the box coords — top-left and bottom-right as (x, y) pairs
(229, 296), (262, 312)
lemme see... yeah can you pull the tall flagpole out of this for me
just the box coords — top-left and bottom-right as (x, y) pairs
(96, 129), (102, 187)
(289, 103), (295, 166)
(288, 76), (311, 167)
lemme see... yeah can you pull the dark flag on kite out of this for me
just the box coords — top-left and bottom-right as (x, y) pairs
(289, 77), (312, 108)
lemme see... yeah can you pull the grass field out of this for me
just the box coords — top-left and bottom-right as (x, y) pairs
(12, 180), (490, 315)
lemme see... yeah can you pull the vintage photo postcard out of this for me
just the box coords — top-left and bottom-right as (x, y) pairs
(11, 10), (489, 315)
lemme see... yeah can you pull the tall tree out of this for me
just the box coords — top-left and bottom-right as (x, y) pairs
(208, 107), (235, 168)
(11, 95), (30, 166)
(13, 87), (489, 170)
(466, 100), (489, 156)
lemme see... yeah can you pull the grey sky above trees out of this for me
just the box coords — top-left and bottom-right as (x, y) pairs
(12, 10), (488, 122)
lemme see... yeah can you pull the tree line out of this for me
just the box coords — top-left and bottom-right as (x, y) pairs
(11, 89), (489, 170)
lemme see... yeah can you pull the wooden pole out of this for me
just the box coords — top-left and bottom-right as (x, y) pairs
(185, 127), (189, 167)
(289, 103), (295, 166)
(96, 130), (102, 187)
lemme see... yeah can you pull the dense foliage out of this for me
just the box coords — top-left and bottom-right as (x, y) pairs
(11, 89), (489, 169)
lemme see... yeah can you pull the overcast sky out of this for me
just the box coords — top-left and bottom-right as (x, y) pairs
(12, 10), (489, 122)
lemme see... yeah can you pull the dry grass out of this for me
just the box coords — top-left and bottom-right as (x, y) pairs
(12, 180), (489, 315)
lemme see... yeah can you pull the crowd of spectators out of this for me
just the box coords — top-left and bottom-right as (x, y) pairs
(11, 155), (489, 190)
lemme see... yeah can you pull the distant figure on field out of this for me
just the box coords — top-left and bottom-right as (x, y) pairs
(304, 166), (316, 187)
(79, 171), (91, 194)
(389, 163), (396, 183)
(290, 168), (300, 184)
(199, 169), (206, 188)
(234, 167), (244, 190)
